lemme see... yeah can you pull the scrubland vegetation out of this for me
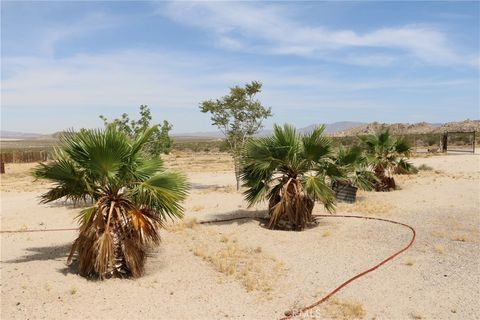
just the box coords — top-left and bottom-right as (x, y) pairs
(1, 85), (479, 319)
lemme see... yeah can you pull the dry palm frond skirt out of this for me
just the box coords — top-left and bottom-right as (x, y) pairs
(68, 198), (162, 279)
(267, 179), (315, 231)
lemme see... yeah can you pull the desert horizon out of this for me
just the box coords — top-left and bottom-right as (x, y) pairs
(2, 119), (479, 140)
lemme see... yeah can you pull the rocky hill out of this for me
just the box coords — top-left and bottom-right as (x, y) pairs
(335, 120), (480, 137)
(436, 120), (480, 134)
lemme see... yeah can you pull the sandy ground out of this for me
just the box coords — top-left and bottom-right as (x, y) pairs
(1, 152), (479, 319)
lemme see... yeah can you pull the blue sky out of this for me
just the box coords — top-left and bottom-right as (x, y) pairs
(1, 1), (479, 134)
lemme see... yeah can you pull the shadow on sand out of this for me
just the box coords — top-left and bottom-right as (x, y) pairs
(201, 208), (327, 231)
(190, 182), (226, 190)
(2, 243), (71, 264)
(43, 199), (92, 209)
(1, 242), (82, 276)
(200, 209), (269, 227)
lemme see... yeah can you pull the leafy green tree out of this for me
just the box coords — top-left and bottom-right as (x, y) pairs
(240, 124), (341, 231)
(360, 129), (412, 191)
(200, 81), (272, 190)
(33, 126), (188, 279)
(100, 105), (173, 156)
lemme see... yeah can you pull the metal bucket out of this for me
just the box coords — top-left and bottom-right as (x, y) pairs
(332, 182), (358, 203)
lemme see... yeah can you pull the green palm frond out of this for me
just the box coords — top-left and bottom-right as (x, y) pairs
(351, 170), (377, 191)
(359, 134), (377, 152)
(243, 178), (271, 207)
(360, 129), (414, 191)
(34, 158), (92, 203)
(395, 138), (412, 155)
(303, 175), (335, 212)
(378, 129), (391, 145)
(61, 127), (131, 183)
(129, 157), (164, 182)
(395, 158), (418, 174)
(241, 124), (339, 230)
(302, 125), (331, 162)
(130, 126), (157, 155)
(323, 161), (345, 181)
(272, 123), (299, 151)
(336, 146), (363, 166)
(33, 125), (189, 279)
(270, 124), (302, 165)
(131, 171), (189, 221)
(241, 138), (277, 178)
(75, 206), (96, 226)
(331, 146), (375, 191)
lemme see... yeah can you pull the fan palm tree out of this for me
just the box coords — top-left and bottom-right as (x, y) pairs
(359, 129), (412, 191)
(33, 126), (188, 279)
(240, 124), (341, 231)
(332, 146), (376, 191)
(330, 146), (376, 202)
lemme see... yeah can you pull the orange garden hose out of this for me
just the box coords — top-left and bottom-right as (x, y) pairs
(280, 214), (416, 319)
(0, 227), (78, 233)
(0, 214), (416, 319)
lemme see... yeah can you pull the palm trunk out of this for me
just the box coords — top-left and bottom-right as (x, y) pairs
(374, 165), (395, 191)
(268, 178), (314, 230)
(71, 201), (154, 279)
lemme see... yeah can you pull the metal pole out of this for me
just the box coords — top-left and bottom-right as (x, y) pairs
(442, 132), (448, 153)
(473, 131), (476, 154)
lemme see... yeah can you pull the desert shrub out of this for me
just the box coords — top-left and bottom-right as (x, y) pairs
(100, 105), (173, 156)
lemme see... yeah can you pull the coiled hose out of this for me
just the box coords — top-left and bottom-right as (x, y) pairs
(0, 213), (416, 319)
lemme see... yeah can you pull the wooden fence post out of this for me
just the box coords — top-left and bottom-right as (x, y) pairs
(473, 131), (476, 154)
(442, 132), (448, 153)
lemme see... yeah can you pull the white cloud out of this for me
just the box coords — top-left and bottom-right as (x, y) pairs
(2, 51), (213, 110)
(3, 49), (474, 112)
(2, 49), (477, 133)
(160, 2), (477, 67)
(3, 10), (119, 56)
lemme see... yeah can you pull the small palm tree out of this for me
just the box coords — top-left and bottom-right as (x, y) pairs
(359, 129), (412, 191)
(240, 124), (340, 231)
(332, 146), (376, 192)
(330, 146), (376, 202)
(33, 126), (188, 279)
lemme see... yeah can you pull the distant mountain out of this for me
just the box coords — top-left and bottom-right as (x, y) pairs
(434, 120), (480, 133)
(0, 130), (43, 139)
(171, 131), (224, 139)
(0, 130), (60, 140)
(3, 120), (477, 141)
(172, 121), (366, 139)
(299, 122), (365, 135)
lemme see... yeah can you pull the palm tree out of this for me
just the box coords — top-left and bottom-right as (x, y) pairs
(240, 124), (341, 231)
(331, 146), (376, 202)
(33, 126), (188, 279)
(359, 129), (412, 191)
